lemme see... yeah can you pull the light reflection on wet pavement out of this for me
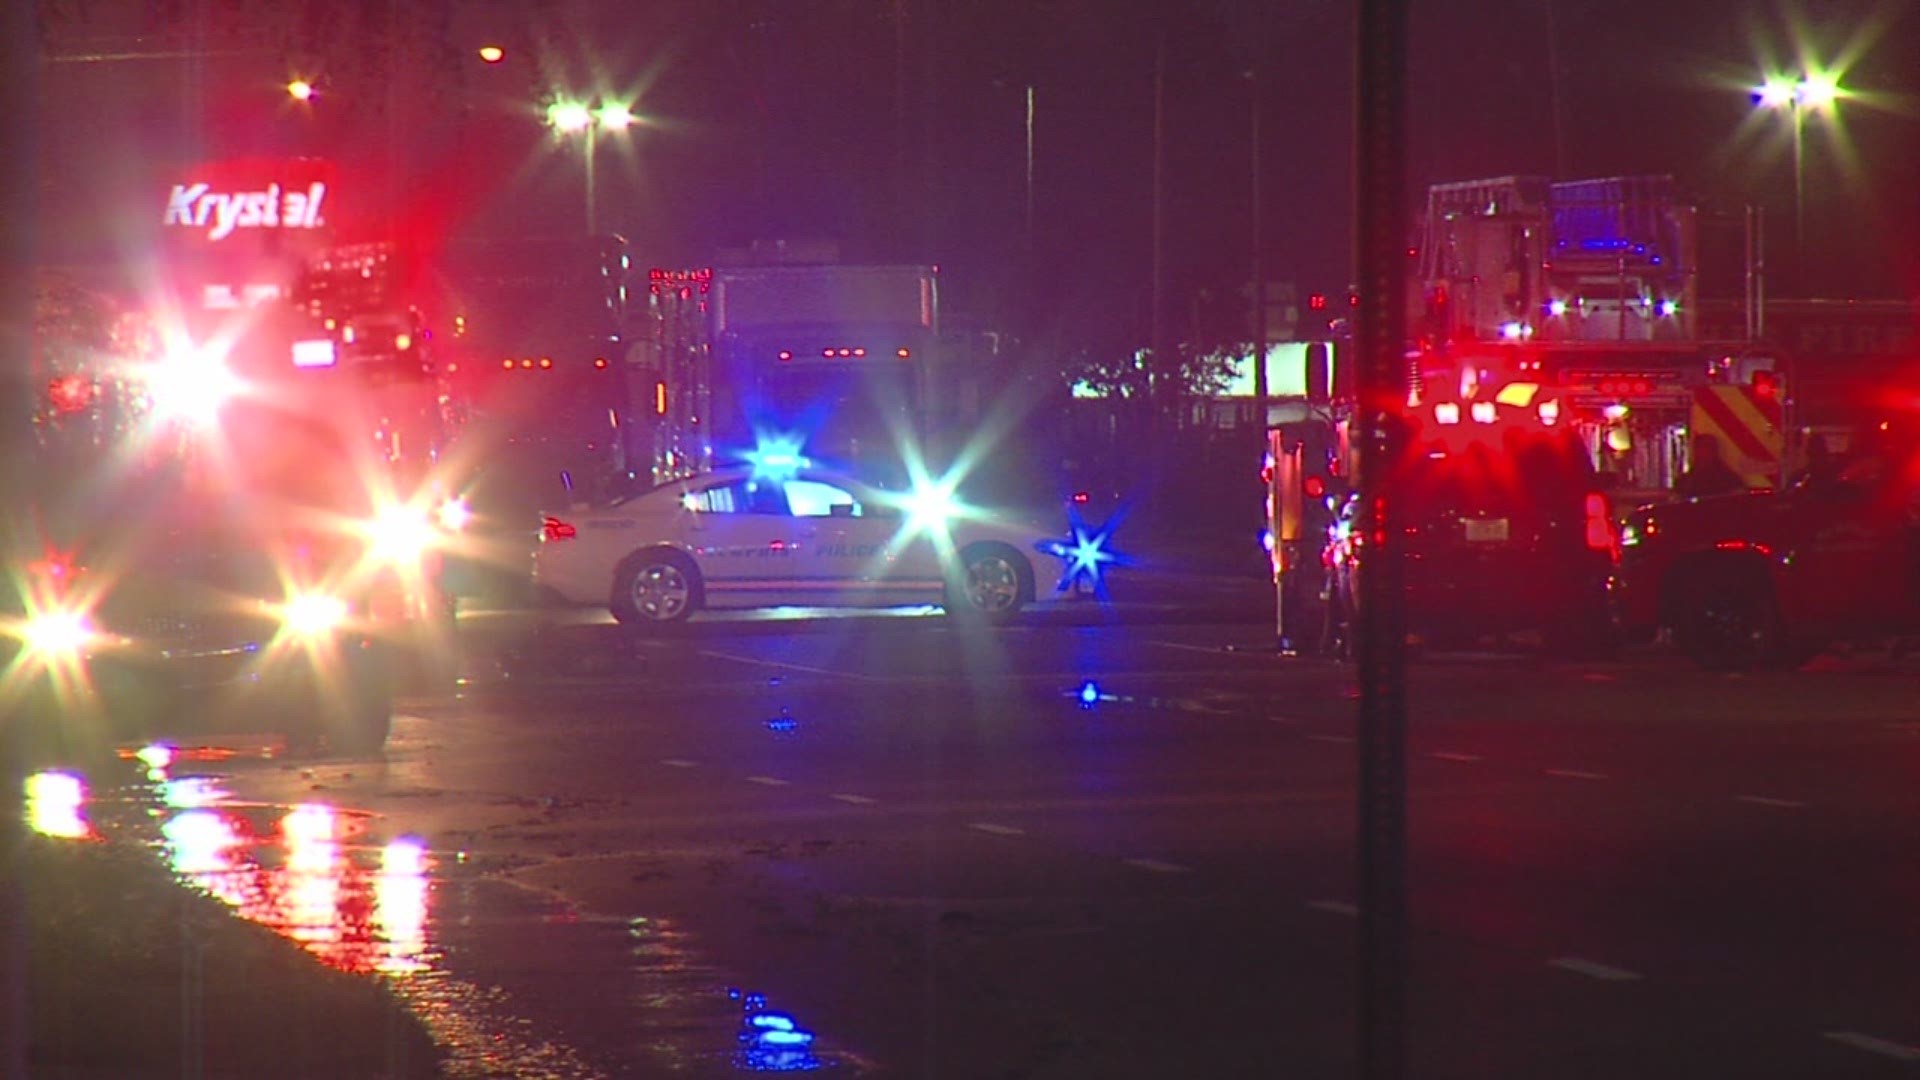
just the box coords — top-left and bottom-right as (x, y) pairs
(25, 748), (863, 1076)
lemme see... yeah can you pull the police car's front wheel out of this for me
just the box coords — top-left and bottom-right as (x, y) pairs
(612, 550), (702, 627)
(948, 543), (1033, 624)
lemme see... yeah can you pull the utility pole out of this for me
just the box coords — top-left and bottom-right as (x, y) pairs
(1, 2), (41, 1074)
(1250, 63), (1268, 425)
(1355, 0), (1410, 1076)
(1150, 34), (1167, 394)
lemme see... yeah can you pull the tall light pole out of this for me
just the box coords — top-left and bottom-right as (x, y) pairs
(548, 98), (635, 236)
(1752, 72), (1839, 265)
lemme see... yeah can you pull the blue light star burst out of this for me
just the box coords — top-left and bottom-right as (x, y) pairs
(1042, 510), (1127, 597)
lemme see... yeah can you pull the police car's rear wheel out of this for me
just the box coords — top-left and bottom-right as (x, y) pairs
(612, 551), (701, 627)
(949, 544), (1032, 624)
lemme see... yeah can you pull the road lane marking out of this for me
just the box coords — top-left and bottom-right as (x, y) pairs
(1122, 858), (1192, 874)
(1822, 1031), (1920, 1063)
(746, 776), (790, 787)
(697, 650), (882, 682)
(660, 759), (699, 768)
(968, 823), (1026, 837)
(1151, 640), (1252, 656)
(1307, 734), (1356, 744)
(1548, 957), (1642, 981)
(1735, 795), (1808, 809)
(830, 793), (877, 805)
(1307, 900), (1359, 917)
(1428, 751), (1483, 763)
(1544, 769), (1609, 782)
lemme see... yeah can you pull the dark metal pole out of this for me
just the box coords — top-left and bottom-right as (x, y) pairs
(1150, 34), (1167, 392)
(1251, 65), (1268, 421)
(1355, 0), (1409, 1076)
(0, 2), (41, 1074)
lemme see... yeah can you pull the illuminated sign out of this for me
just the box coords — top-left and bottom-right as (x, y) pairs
(164, 181), (328, 241)
(291, 339), (338, 368)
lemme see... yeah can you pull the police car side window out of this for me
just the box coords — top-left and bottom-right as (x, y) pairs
(688, 481), (789, 515)
(784, 480), (859, 518)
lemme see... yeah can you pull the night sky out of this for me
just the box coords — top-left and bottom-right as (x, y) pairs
(30, 0), (1920, 345)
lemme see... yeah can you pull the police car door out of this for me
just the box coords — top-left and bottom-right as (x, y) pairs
(681, 476), (808, 603)
(782, 477), (920, 604)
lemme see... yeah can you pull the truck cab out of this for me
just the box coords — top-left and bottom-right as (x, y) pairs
(1617, 425), (1920, 668)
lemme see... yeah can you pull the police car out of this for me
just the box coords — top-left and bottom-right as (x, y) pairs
(532, 466), (1074, 625)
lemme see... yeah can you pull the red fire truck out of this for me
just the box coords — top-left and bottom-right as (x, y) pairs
(6, 158), (459, 761)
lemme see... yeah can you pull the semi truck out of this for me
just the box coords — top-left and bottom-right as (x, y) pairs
(633, 258), (955, 489)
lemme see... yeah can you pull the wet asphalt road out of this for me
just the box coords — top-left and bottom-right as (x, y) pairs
(83, 604), (1920, 1078)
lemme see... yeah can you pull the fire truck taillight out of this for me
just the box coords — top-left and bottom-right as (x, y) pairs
(543, 516), (577, 541)
(1584, 493), (1617, 557)
(538, 357), (553, 370)
(48, 375), (94, 414)
(594, 357), (610, 370)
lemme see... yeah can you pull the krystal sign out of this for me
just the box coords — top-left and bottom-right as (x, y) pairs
(164, 181), (327, 241)
(159, 158), (339, 246)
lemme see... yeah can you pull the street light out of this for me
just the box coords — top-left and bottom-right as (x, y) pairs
(1751, 70), (1842, 258)
(546, 98), (636, 235)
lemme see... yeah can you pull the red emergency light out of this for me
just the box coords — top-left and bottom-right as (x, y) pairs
(47, 375), (94, 415)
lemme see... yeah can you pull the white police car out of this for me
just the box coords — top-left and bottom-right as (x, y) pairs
(532, 467), (1077, 626)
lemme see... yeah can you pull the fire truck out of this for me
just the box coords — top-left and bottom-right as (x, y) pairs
(1409, 174), (1805, 504)
(6, 158), (461, 760)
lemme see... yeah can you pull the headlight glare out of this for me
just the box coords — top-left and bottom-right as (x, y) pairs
(23, 610), (94, 659)
(281, 592), (348, 638)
